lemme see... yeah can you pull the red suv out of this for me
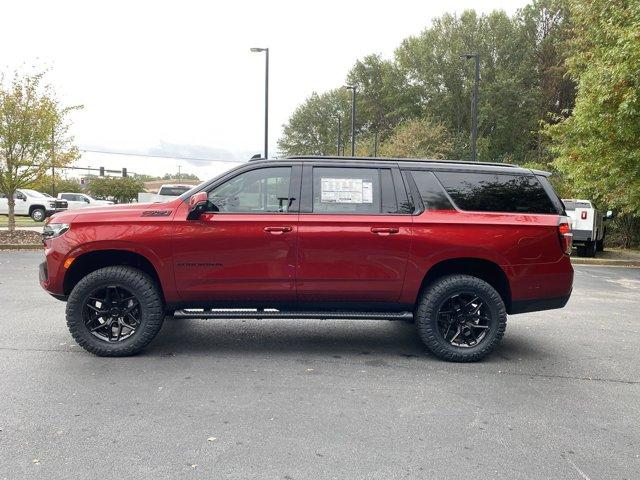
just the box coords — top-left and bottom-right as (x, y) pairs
(39, 157), (573, 362)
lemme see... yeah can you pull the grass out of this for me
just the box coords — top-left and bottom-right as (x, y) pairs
(0, 215), (44, 227)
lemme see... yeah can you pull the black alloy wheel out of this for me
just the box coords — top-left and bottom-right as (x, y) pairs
(83, 285), (142, 343)
(435, 292), (492, 348)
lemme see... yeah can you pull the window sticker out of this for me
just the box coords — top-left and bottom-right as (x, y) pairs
(321, 178), (373, 204)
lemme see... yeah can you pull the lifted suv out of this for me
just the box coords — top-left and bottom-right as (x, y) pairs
(40, 157), (574, 362)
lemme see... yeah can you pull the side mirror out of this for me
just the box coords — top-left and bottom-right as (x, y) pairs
(605, 210), (614, 220)
(187, 191), (209, 220)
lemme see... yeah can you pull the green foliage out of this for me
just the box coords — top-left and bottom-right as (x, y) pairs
(0, 71), (81, 230)
(87, 176), (145, 204)
(548, 0), (640, 216)
(278, 89), (351, 156)
(378, 118), (453, 159)
(28, 175), (83, 196)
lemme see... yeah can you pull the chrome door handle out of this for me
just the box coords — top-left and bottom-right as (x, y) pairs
(264, 226), (293, 234)
(371, 227), (399, 235)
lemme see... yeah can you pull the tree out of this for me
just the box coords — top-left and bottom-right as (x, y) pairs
(28, 175), (83, 196)
(379, 118), (453, 159)
(277, 89), (351, 156)
(87, 176), (145, 204)
(346, 54), (422, 141)
(548, 0), (640, 220)
(0, 71), (80, 230)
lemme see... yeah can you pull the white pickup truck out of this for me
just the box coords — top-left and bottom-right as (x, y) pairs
(0, 189), (68, 221)
(562, 199), (613, 257)
(137, 184), (192, 203)
(57, 192), (114, 209)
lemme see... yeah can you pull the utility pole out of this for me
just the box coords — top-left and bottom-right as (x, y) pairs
(178, 165), (182, 183)
(461, 53), (480, 161)
(250, 47), (269, 158)
(345, 85), (357, 156)
(337, 117), (342, 156)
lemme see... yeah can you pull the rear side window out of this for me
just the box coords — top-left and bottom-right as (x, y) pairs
(312, 167), (380, 214)
(435, 172), (558, 214)
(409, 171), (454, 211)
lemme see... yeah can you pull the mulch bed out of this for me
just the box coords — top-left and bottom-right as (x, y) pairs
(0, 230), (43, 247)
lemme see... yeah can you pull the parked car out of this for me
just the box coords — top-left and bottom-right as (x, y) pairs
(137, 184), (192, 203)
(40, 156), (573, 362)
(0, 188), (67, 221)
(57, 192), (114, 209)
(562, 199), (612, 257)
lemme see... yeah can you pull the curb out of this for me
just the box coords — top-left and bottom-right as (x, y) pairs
(571, 258), (640, 267)
(0, 244), (43, 250)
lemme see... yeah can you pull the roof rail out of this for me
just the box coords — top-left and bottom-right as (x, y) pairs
(284, 155), (520, 168)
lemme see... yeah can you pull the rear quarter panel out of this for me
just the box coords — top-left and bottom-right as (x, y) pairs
(401, 210), (572, 305)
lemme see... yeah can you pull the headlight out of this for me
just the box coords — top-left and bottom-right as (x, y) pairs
(42, 223), (70, 239)
(49, 201), (57, 207)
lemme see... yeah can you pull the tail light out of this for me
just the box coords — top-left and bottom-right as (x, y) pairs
(558, 216), (573, 255)
(581, 211), (587, 220)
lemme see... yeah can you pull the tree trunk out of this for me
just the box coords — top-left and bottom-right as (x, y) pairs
(7, 195), (15, 233)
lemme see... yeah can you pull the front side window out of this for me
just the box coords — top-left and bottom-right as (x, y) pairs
(312, 167), (381, 214)
(435, 171), (557, 214)
(208, 167), (292, 213)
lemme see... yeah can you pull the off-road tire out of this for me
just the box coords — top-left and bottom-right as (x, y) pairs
(415, 274), (507, 362)
(31, 207), (46, 222)
(66, 266), (164, 356)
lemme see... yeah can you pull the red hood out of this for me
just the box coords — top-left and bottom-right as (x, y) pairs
(48, 199), (184, 224)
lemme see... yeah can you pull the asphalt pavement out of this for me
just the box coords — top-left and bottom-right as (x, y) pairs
(0, 251), (638, 480)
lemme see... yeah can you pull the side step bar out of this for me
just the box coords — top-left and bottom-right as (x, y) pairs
(173, 309), (413, 321)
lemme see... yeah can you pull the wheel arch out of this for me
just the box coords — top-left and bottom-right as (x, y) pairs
(418, 257), (512, 313)
(28, 204), (46, 215)
(63, 249), (164, 304)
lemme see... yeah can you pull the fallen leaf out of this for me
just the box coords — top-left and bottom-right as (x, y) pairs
(207, 437), (217, 442)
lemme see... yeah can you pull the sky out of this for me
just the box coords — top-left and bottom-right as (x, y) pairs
(2, 0), (529, 180)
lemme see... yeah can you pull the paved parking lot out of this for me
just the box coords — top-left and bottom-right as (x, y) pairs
(0, 251), (638, 479)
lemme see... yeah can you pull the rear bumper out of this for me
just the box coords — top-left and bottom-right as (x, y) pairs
(510, 293), (571, 314)
(572, 229), (594, 243)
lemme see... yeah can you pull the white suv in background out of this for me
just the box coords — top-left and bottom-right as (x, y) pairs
(57, 192), (114, 210)
(0, 189), (68, 221)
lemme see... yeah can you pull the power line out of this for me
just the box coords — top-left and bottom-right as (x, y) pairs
(79, 148), (247, 164)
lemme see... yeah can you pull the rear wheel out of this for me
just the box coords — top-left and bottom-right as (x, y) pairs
(66, 266), (164, 356)
(596, 235), (605, 252)
(415, 275), (507, 362)
(584, 240), (597, 257)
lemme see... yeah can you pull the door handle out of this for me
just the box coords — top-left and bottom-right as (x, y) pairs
(371, 227), (399, 235)
(264, 226), (293, 234)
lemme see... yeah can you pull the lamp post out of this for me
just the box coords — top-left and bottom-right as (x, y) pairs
(337, 117), (342, 156)
(460, 53), (480, 161)
(251, 47), (269, 159)
(344, 85), (357, 156)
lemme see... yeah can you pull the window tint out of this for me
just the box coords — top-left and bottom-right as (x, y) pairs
(312, 167), (380, 214)
(208, 167), (292, 213)
(409, 171), (454, 211)
(562, 200), (591, 211)
(159, 186), (191, 196)
(435, 172), (557, 214)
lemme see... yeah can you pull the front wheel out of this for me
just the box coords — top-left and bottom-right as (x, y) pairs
(415, 275), (507, 362)
(66, 266), (164, 356)
(31, 208), (46, 222)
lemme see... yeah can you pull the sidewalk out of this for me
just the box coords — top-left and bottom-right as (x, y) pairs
(571, 248), (640, 267)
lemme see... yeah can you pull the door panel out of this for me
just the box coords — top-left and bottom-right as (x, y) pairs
(296, 214), (412, 303)
(172, 165), (300, 305)
(173, 212), (297, 303)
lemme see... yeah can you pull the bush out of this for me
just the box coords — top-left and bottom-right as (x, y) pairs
(87, 177), (144, 204)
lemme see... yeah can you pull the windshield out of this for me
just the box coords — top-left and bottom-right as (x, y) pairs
(159, 186), (191, 196)
(21, 189), (47, 198)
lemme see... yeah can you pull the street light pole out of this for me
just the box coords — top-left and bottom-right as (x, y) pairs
(251, 47), (269, 159)
(461, 53), (480, 161)
(345, 85), (357, 156)
(337, 117), (342, 156)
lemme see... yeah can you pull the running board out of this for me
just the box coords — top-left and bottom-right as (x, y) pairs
(173, 309), (413, 321)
